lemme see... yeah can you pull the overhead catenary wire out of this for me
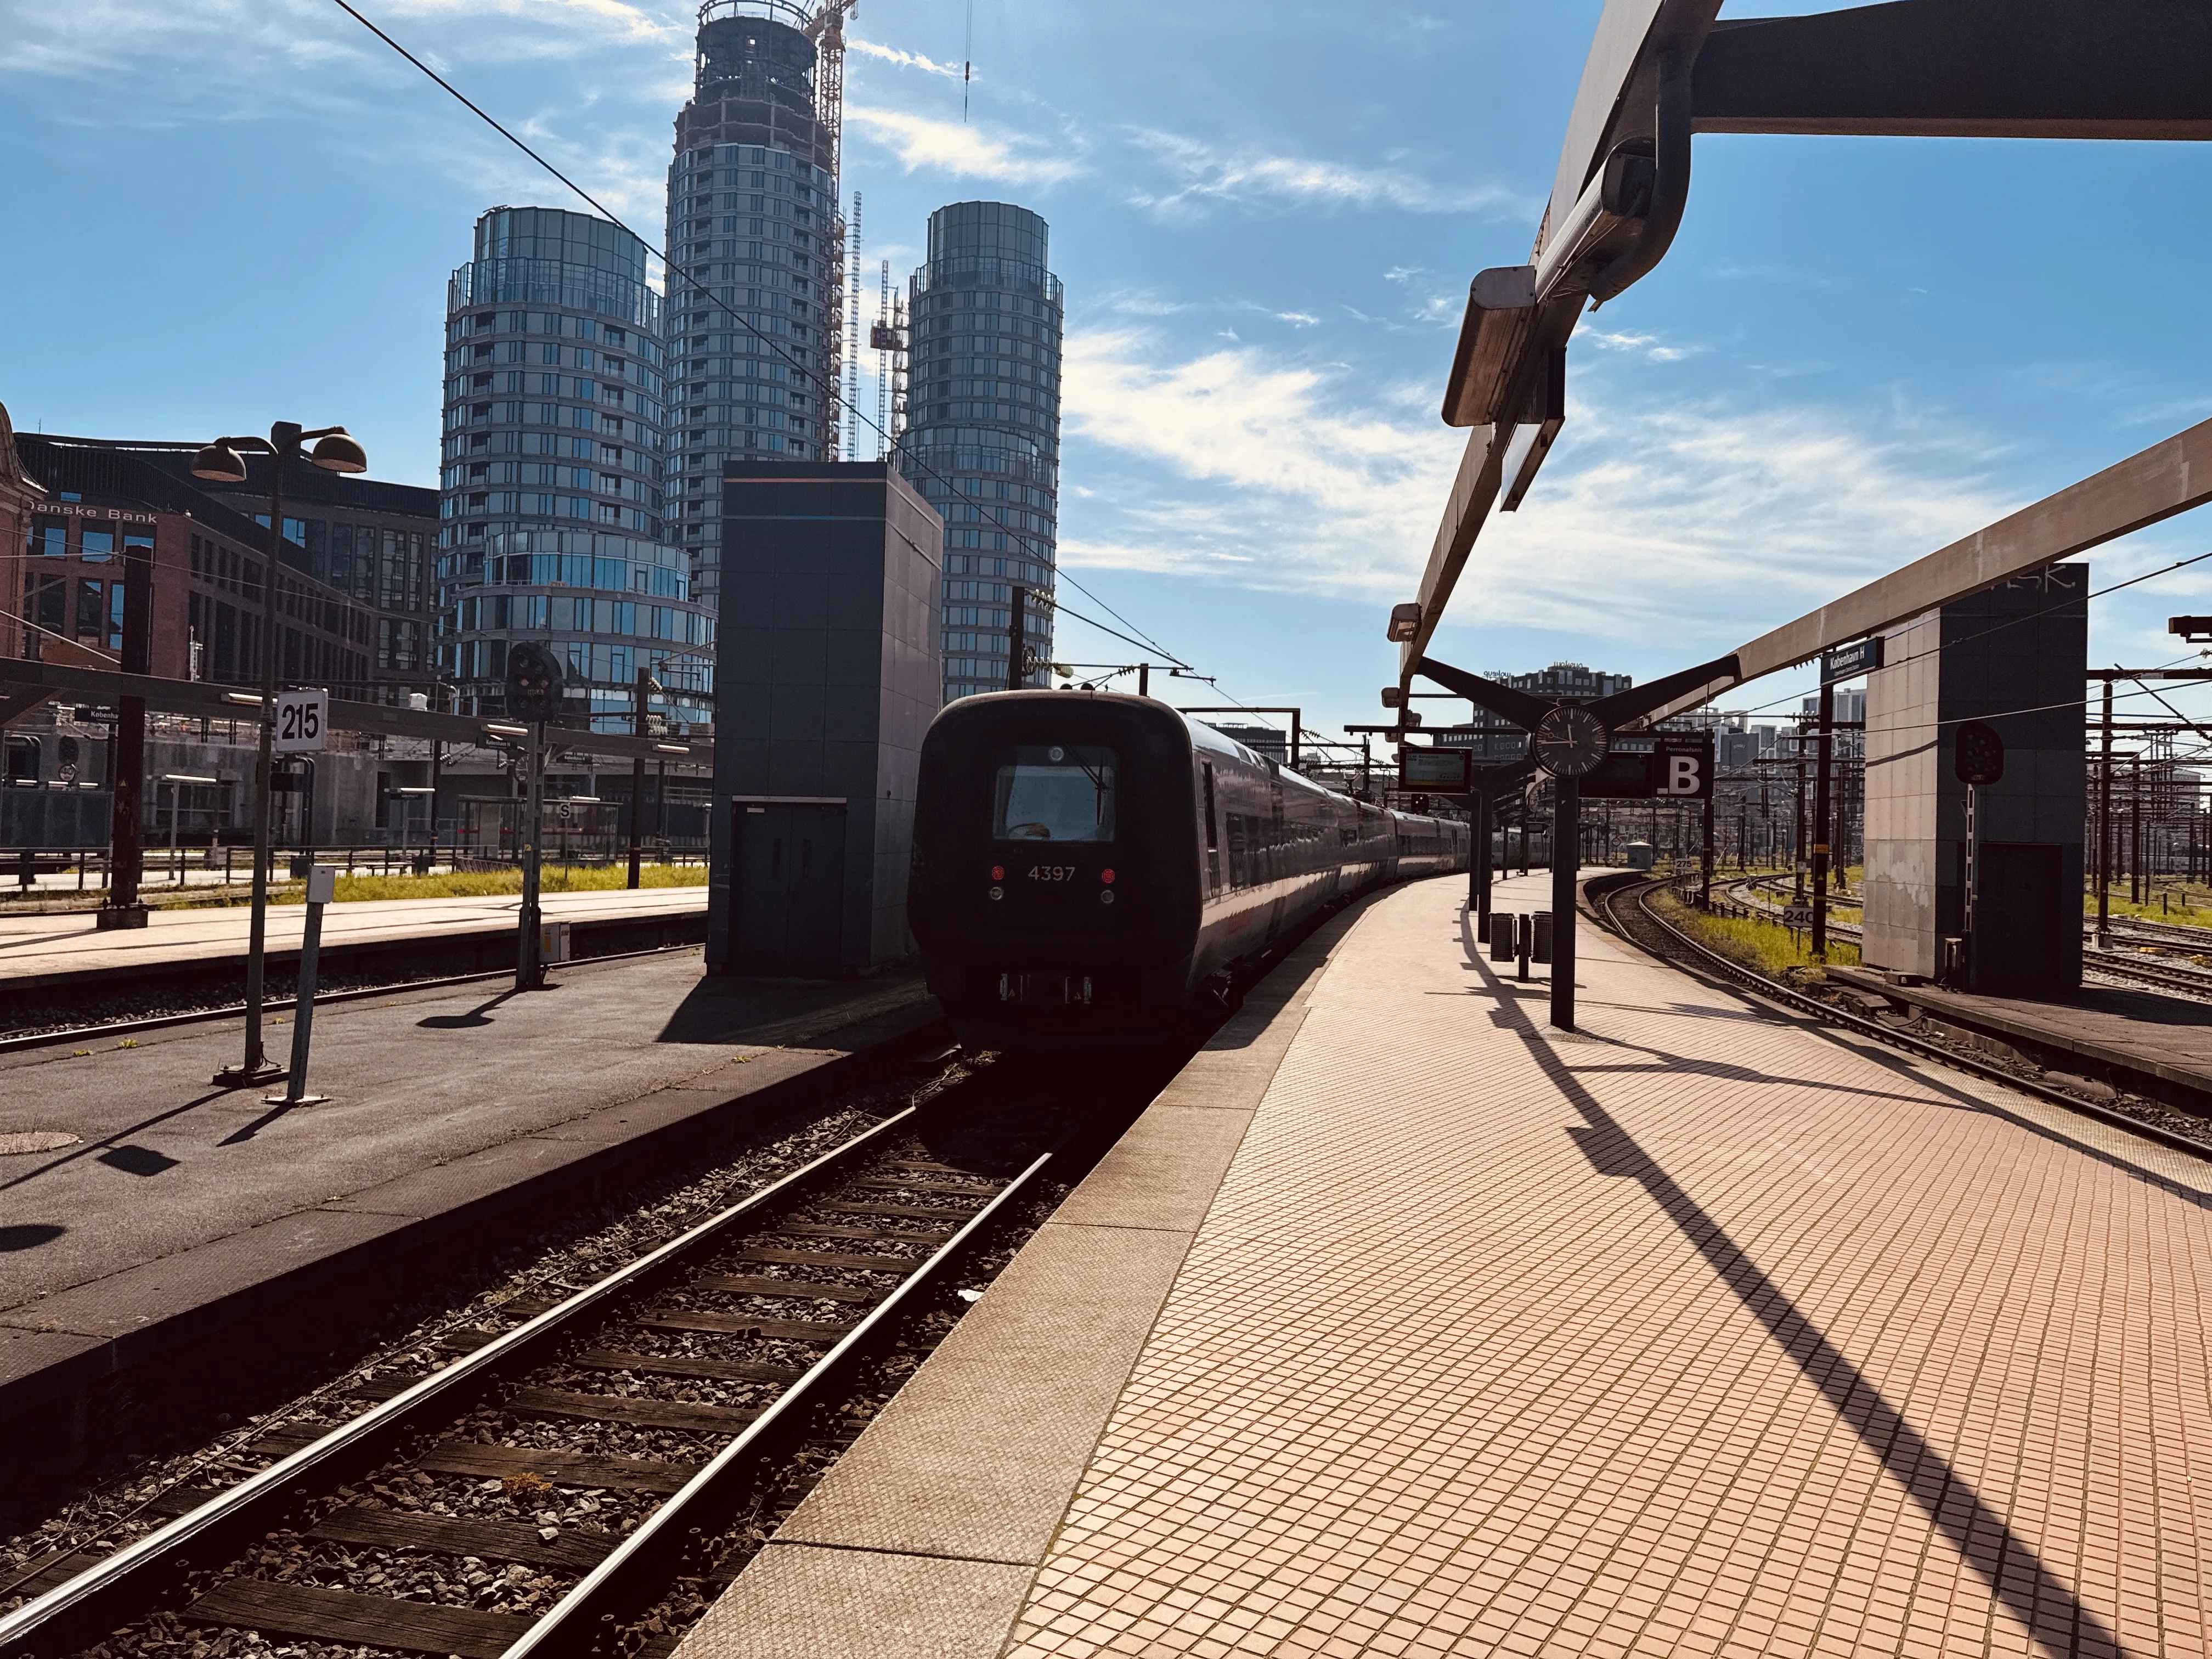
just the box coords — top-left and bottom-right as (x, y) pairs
(327, 0), (1204, 685)
(1721, 546), (2212, 721)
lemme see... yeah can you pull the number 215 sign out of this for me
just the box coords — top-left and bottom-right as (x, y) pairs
(273, 687), (329, 753)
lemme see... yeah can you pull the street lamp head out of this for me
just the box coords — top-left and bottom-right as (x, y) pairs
(190, 443), (250, 484)
(308, 430), (368, 474)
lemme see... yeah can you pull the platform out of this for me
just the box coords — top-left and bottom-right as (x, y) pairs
(1830, 961), (2212, 1104)
(0, 949), (935, 1507)
(681, 870), (2212, 1659)
(0, 884), (707, 992)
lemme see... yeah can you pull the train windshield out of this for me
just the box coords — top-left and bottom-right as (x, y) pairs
(992, 745), (1116, 842)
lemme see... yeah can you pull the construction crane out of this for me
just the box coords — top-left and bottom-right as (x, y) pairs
(806, 0), (857, 450)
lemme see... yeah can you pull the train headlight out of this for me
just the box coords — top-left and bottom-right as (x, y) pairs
(991, 865), (1005, 880)
(1101, 868), (1115, 884)
(989, 885), (1005, 901)
(1099, 890), (1116, 905)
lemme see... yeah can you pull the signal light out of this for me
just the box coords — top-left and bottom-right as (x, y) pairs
(1101, 868), (1115, 884)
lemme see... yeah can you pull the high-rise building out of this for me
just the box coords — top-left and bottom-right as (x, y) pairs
(663, 0), (844, 611)
(898, 201), (1064, 704)
(437, 206), (714, 732)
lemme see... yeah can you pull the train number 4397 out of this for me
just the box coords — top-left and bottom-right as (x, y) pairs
(1026, 865), (1077, 882)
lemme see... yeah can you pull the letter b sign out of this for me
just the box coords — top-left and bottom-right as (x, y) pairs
(1651, 742), (1711, 798)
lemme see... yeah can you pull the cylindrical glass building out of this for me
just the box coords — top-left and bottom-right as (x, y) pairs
(437, 205), (714, 731)
(663, 0), (843, 612)
(899, 201), (1064, 702)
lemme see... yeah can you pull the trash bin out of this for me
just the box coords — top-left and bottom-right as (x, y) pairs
(1489, 915), (1516, 963)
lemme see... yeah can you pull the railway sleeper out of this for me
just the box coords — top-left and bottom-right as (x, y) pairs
(187, 1576), (535, 1658)
(634, 1309), (854, 1341)
(415, 1441), (699, 1492)
(504, 1384), (761, 1435)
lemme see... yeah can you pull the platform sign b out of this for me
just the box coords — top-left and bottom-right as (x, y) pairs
(1655, 746), (1708, 797)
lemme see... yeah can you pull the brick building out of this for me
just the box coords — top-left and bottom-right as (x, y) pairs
(11, 435), (439, 706)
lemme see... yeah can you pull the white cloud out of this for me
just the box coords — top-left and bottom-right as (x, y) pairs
(1122, 128), (1522, 219)
(848, 36), (962, 78)
(1576, 323), (1691, 363)
(845, 103), (1082, 184)
(1059, 328), (2023, 656)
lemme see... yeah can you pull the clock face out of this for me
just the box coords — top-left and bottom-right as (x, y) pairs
(1533, 706), (1611, 778)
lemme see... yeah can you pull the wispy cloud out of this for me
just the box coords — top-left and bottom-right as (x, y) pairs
(1060, 326), (2022, 654)
(1122, 128), (1523, 219)
(848, 36), (962, 78)
(1575, 322), (1692, 364)
(845, 103), (1083, 184)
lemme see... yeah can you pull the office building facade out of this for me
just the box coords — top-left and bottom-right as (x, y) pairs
(899, 201), (1063, 703)
(437, 206), (714, 732)
(663, 1), (843, 612)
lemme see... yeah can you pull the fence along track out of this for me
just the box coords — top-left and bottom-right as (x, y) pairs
(0, 1091), (1060, 1659)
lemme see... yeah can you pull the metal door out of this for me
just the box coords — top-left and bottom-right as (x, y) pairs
(1974, 841), (2063, 993)
(734, 803), (846, 975)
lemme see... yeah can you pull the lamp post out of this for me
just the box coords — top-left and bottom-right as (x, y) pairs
(194, 423), (366, 1088)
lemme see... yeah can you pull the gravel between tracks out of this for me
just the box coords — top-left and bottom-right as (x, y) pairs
(0, 1064), (951, 1608)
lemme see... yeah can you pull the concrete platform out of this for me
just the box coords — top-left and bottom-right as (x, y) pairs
(1830, 961), (2212, 1105)
(0, 884), (707, 991)
(679, 871), (2212, 1659)
(0, 949), (938, 1511)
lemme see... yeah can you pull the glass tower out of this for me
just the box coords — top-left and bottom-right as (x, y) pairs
(663, 0), (842, 612)
(899, 201), (1064, 703)
(437, 205), (714, 732)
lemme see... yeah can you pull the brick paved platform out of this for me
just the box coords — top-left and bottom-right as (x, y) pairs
(681, 870), (2212, 1659)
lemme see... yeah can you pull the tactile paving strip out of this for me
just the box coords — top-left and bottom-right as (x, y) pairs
(1001, 876), (2212, 1658)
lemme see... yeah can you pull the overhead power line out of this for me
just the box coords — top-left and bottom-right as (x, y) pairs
(327, 0), (1200, 686)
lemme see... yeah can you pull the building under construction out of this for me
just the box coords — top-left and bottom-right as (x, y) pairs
(662, 0), (854, 611)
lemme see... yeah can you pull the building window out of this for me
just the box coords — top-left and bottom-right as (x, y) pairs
(81, 529), (114, 562)
(29, 522), (65, 557)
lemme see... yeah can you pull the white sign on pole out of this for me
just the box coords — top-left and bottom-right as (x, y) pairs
(273, 687), (329, 753)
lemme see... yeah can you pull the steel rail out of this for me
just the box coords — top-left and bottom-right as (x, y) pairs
(0, 1107), (923, 1657)
(1595, 877), (2212, 1165)
(0, 938), (703, 1055)
(504, 1146), (1059, 1657)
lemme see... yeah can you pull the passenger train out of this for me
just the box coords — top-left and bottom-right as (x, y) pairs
(909, 690), (1470, 1051)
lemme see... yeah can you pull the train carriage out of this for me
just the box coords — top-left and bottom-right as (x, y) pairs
(909, 690), (1468, 1051)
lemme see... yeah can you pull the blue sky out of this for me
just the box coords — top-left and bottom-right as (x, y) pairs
(6, 0), (2212, 745)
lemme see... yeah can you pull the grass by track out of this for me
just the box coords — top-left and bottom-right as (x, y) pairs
(1649, 883), (1860, 979)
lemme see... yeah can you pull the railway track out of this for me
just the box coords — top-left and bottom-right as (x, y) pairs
(0, 1059), (1113, 1659)
(1597, 876), (2212, 1162)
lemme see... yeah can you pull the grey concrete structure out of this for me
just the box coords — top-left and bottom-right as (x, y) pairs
(664, 1), (843, 612)
(706, 461), (941, 975)
(899, 202), (1063, 703)
(1860, 565), (2086, 991)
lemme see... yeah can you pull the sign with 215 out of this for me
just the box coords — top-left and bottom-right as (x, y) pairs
(273, 687), (329, 753)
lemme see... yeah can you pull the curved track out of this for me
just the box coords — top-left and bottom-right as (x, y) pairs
(1596, 876), (2212, 1163)
(1711, 875), (2212, 1001)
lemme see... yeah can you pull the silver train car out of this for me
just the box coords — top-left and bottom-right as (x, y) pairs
(907, 690), (1469, 1051)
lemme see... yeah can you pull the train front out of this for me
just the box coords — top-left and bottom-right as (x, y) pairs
(909, 691), (1203, 1051)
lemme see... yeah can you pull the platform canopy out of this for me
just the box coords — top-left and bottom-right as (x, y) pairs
(1399, 0), (2212, 692)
